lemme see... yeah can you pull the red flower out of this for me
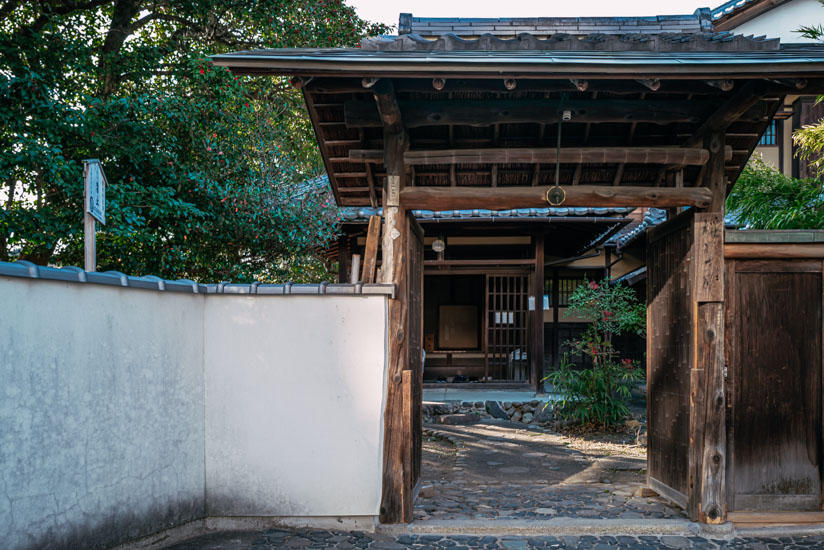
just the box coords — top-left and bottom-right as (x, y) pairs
(199, 69), (204, 74)
(589, 281), (599, 290)
(602, 310), (612, 319)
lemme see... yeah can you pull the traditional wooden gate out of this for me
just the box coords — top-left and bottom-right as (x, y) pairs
(647, 212), (694, 511)
(647, 209), (727, 523)
(486, 274), (531, 382)
(726, 259), (823, 512)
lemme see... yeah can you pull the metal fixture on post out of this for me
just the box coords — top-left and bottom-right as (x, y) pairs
(546, 94), (569, 207)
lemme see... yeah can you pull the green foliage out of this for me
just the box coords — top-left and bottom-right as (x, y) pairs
(545, 354), (643, 428)
(726, 156), (824, 230)
(0, 1), (388, 281)
(544, 279), (645, 429)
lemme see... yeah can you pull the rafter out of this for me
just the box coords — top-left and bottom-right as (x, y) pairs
(345, 99), (768, 129)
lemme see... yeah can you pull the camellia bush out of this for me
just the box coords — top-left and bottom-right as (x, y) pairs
(544, 279), (646, 429)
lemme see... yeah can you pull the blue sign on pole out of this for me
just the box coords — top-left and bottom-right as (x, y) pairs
(84, 159), (106, 225)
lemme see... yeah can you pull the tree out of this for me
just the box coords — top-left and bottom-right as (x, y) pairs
(726, 156), (824, 229)
(0, 1), (387, 282)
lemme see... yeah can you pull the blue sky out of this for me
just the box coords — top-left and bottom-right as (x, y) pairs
(346, 0), (717, 29)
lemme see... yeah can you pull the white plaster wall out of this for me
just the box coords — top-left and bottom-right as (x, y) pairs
(203, 295), (388, 519)
(729, 0), (823, 42)
(0, 278), (207, 550)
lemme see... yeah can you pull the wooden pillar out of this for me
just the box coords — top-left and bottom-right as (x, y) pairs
(532, 233), (545, 391)
(337, 233), (349, 283)
(688, 132), (727, 524)
(375, 78), (415, 524)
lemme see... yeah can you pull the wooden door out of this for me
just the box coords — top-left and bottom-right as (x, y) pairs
(486, 274), (530, 382)
(728, 261), (823, 511)
(646, 213), (694, 509)
(407, 218), (424, 486)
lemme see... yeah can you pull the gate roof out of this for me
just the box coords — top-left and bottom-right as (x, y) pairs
(212, 25), (824, 208)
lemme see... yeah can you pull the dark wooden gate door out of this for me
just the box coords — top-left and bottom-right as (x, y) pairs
(486, 274), (530, 382)
(407, 218), (424, 488)
(728, 260), (823, 511)
(646, 213), (694, 510)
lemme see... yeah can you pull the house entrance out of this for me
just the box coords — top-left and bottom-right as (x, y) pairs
(422, 272), (532, 385)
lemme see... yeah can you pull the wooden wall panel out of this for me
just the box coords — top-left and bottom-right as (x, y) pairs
(728, 263), (823, 512)
(647, 212), (694, 501)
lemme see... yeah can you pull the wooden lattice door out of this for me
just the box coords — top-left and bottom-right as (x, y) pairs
(486, 274), (530, 382)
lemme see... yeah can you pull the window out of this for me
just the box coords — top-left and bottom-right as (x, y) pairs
(759, 120), (776, 146)
(544, 276), (587, 307)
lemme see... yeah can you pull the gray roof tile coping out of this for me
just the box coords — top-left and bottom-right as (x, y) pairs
(725, 230), (824, 244)
(0, 261), (395, 298)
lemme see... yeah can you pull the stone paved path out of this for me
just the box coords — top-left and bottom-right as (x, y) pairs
(160, 528), (824, 549)
(416, 420), (684, 522)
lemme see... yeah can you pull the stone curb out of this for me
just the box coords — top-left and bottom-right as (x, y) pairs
(377, 518), (701, 537)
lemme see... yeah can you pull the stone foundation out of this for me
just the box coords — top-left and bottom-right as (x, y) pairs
(423, 400), (554, 425)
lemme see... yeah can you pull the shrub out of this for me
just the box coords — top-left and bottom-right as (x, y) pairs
(544, 279), (645, 429)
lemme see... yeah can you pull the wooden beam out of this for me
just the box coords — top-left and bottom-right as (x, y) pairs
(351, 145), (733, 167)
(402, 147), (716, 166)
(704, 134), (727, 213)
(706, 79), (734, 92)
(613, 163), (625, 186)
(637, 78), (660, 91)
(725, 243), (824, 259)
(570, 79), (588, 92)
(767, 78), (808, 90)
(364, 163), (378, 208)
(307, 76), (749, 96)
(361, 215), (381, 284)
(337, 234), (349, 283)
(683, 80), (769, 148)
(373, 79), (404, 134)
(399, 185), (713, 210)
(572, 163), (583, 185)
(344, 99), (769, 128)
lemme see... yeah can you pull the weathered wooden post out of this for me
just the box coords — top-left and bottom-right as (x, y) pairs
(372, 78), (415, 523)
(688, 132), (727, 524)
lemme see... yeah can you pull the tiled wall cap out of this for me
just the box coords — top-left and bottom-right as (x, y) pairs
(0, 261), (396, 297)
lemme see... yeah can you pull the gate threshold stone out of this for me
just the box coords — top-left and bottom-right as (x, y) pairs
(377, 518), (702, 537)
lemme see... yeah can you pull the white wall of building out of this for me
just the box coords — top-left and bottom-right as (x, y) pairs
(0, 275), (390, 550)
(203, 295), (388, 519)
(729, 0), (823, 42)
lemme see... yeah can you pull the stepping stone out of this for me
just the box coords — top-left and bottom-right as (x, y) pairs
(499, 466), (529, 474)
(661, 536), (691, 549)
(501, 540), (527, 550)
(535, 507), (557, 515)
